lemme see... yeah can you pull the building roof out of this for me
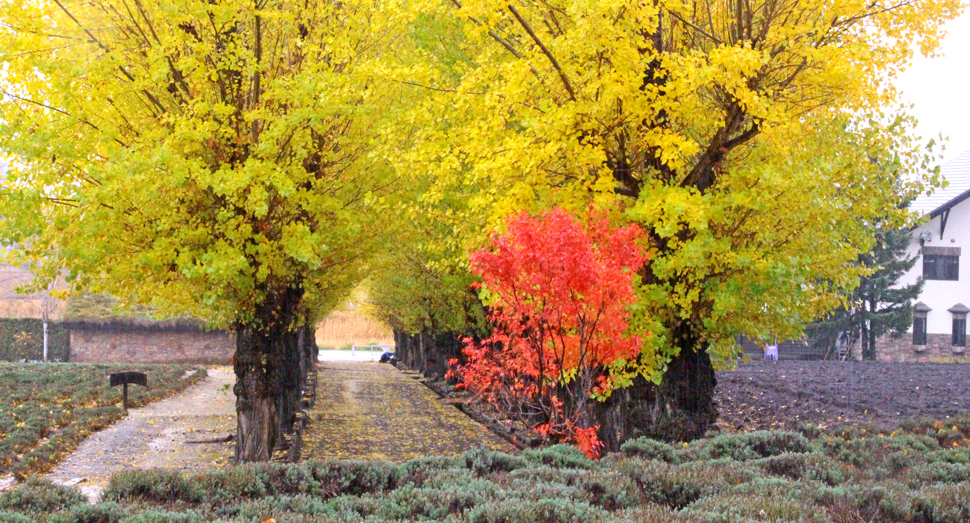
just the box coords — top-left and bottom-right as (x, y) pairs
(910, 149), (970, 216)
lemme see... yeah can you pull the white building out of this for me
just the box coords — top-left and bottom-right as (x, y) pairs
(886, 150), (970, 361)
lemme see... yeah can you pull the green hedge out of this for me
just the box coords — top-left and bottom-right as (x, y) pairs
(0, 319), (70, 362)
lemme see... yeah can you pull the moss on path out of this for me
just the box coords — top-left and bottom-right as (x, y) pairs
(302, 362), (513, 461)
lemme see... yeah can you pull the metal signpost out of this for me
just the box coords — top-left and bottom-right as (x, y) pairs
(109, 371), (148, 413)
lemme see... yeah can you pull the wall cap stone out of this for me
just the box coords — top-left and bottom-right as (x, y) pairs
(947, 303), (970, 315)
(922, 246), (961, 256)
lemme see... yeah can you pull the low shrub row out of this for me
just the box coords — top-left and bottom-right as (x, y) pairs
(3, 420), (970, 522)
(0, 363), (206, 477)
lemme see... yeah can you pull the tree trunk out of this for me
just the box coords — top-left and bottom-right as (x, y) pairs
(392, 328), (466, 381)
(862, 299), (877, 361)
(276, 327), (299, 440)
(297, 323), (314, 392)
(234, 327), (282, 462)
(233, 283), (304, 462)
(595, 327), (717, 451)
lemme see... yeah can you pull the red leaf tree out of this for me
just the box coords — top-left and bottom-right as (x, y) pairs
(453, 208), (647, 457)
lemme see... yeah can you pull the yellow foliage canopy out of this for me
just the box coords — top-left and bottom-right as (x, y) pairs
(0, 0), (411, 326)
(394, 0), (962, 374)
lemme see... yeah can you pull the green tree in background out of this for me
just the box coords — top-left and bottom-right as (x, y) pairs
(809, 226), (923, 360)
(364, 185), (489, 377)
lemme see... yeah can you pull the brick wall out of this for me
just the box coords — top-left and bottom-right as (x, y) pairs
(874, 333), (968, 362)
(70, 328), (234, 364)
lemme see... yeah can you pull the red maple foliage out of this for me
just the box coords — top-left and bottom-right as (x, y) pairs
(452, 208), (648, 458)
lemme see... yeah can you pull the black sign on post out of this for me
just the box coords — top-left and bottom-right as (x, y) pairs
(109, 371), (148, 413)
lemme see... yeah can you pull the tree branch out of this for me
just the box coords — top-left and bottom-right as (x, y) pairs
(668, 11), (723, 45)
(1, 91), (129, 148)
(51, 0), (168, 115)
(450, 0), (526, 60)
(507, 4), (576, 101)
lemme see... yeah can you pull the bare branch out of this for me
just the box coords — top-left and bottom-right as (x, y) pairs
(42, 197), (80, 207)
(834, 0), (919, 27)
(669, 11), (723, 45)
(394, 79), (487, 95)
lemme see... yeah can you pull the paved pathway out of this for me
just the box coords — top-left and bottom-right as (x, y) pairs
(47, 368), (236, 501)
(302, 362), (514, 461)
(43, 363), (511, 501)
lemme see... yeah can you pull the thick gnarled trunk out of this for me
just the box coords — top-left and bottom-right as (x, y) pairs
(595, 329), (717, 452)
(235, 390), (279, 462)
(276, 325), (311, 439)
(234, 326), (284, 462)
(233, 284), (304, 462)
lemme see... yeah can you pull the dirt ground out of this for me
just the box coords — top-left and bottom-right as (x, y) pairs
(302, 362), (514, 461)
(715, 361), (970, 432)
(45, 368), (236, 501)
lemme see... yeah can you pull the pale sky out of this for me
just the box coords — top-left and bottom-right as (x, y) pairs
(895, 12), (970, 165)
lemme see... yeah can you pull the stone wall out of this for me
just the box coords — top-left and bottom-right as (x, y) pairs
(874, 333), (968, 363)
(70, 328), (234, 364)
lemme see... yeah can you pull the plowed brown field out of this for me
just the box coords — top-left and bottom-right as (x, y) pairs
(715, 361), (970, 432)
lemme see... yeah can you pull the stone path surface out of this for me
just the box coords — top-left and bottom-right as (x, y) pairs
(47, 368), (236, 501)
(302, 362), (514, 461)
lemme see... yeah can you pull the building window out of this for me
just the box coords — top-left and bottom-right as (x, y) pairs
(923, 254), (959, 280)
(913, 317), (927, 345)
(949, 304), (969, 347)
(953, 318), (967, 347)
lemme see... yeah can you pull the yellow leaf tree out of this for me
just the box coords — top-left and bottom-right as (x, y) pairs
(398, 0), (960, 445)
(364, 179), (489, 378)
(0, 0), (408, 460)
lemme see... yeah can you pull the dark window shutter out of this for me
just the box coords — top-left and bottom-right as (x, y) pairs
(953, 319), (967, 347)
(914, 317), (927, 345)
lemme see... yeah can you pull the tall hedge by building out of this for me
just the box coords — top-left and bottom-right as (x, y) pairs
(0, 319), (69, 362)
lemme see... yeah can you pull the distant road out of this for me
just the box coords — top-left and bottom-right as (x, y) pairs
(318, 348), (390, 361)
